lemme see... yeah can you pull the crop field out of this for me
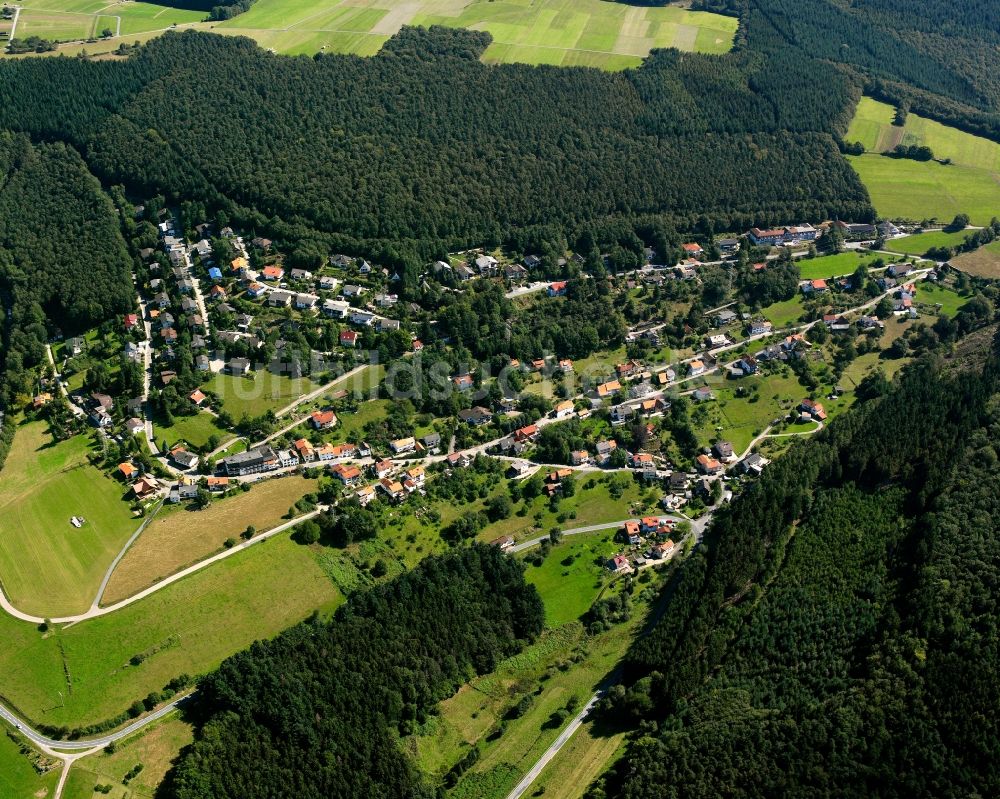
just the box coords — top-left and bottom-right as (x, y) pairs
(951, 240), (1000, 278)
(845, 98), (1000, 225)
(520, 529), (622, 627)
(14, 0), (737, 68)
(0, 422), (138, 617)
(101, 474), (319, 604)
(883, 230), (974, 255)
(0, 533), (341, 730)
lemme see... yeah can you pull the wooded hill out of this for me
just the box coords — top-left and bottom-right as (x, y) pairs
(588, 337), (1000, 797)
(0, 26), (871, 264)
(159, 545), (544, 799)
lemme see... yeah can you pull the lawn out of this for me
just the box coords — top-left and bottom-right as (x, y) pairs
(951, 240), (1000, 278)
(153, 409), (228, 451)
(917, 282), (969, 317)
(101, 474), (319, 604)
(201, 369), (322, 418)
(758, 294), (807, 329)
(62, 715), (193, 799)
(0, 533), (342, 731)
(883, 230), (973, 255)
(520, 529), (622, 627)
(0, 727), (60, 799)
(845, 98), (1000, 225)
(0, 422), (139, 617)
(796, 252), (887, 280)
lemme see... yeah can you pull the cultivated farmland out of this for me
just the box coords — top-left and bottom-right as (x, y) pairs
(11, 0), (738, 68)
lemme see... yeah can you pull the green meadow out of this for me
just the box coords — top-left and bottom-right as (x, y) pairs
(0, 422), (138, 617)
(846, 98), (1000, 225)
(883, 230), (975, 255)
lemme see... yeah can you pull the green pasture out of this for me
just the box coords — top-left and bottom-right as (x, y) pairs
(0, 422), (137, 617)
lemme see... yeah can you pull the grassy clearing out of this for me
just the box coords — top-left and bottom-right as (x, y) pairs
(845, 98), (1000, 225)
(759, 295), (807, 328)
(796, 252), (888, 280)
(101, 475), (319, 604)
(152, 410), (228, 451)
(0, 726), (60, 799)
(917, 282), (969, 316)
(11, 0), (204, 43)
(0, 533), (341, 730)
(62, 715), (193, 799)
(0, 422), (138, 617)
(201, 369), (321, 418)
(883, 230), (973, 255)
(449, 612), (647, 799)
(951, 240), (1000, 278)
(527, 713), (628, 799)
(520, 530), (622, 627)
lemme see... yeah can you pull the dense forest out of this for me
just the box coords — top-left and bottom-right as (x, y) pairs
(585, 336), (1000, 797)
(0, 27), (872, 265)
(687, 0), (1000, 141)
(0, 132), (133, 464)
(160, 545), (544, 799)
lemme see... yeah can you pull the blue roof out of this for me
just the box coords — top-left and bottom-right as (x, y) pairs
(208, 267), (223, 279)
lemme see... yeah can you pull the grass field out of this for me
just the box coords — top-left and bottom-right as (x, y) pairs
(883, 230), (973, 255)
(796, 252), (889, 280)
(101, 474), (319, 604)
(759, 295), (807, 328)
(201, 369), (321, 418)
(0, 422), (138, 617)
(951, 240), (1000, 278)
(521, 529), (622, 627)
(12, 0), (737, 68)
(917, 282), (969, 316)
(63, 715), (193, 799)
(153, 409), (228, 450)
(448, 612), (646, 799)
(0, 533), (341, 730)
(11, 0), (205, 44)
(845, 98), (1000, 225)
(0, 727), (60, 799)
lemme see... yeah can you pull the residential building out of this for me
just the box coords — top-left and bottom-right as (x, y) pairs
(554, 400), (575, 419)
(311, 409), (338, 430)
(458, 406), (493, 426)
(390, 437), (416, 455)
(799, 398), (827, 421)
(171, 448), (199, 471)
(548, 281), (568, 297)
(748, 227), (787, 246)
(570, 449), (590, 466)
(490, 535), (515, 552)
(340, 330), (358, 348)
(713, 440), (735, 461)
(750, 319), (772, 335)
(606, 554), (632, 574)
(696, 453), (722, 474)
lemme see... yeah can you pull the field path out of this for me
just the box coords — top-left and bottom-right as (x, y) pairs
(0, 507), (322, 625)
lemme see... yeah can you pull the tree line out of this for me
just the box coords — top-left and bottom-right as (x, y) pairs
(160, 545), (544, 798)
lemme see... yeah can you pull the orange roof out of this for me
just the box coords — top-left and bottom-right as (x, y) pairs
(231, 257), (248, 270)
(118, 462), (137, 478)
(597, 380), (622, 397)
(682, 242), (703, 253)
(811, 279), (827, 289)
(624, 521), (639, 534)
(262, 266), (283, 279)
(190, 389), (206, 403)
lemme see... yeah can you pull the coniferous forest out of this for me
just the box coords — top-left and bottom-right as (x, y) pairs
(585, 340), (1000, 798)
(161, 545), (543, 799)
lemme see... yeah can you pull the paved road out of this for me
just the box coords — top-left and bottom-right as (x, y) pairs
(509, 514), (698, 554)
(0, 694), (187, 754)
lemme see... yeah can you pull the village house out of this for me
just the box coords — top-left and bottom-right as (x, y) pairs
(170, 448), (199, 471)
(318, 275), (339, 291)
(548, 281), (568, 297)
(390, 436), (416, 455)
(295, 293), (319, 310)
(629, 452), (654, 469)
(453, 374), (474, 392)
(750, 319), (773, 335)
(696, 453), (723, 474)
(553, 400), (575, 420)
(356, 484), (376, 506)
(705, 333), (729, 348)
(713, 440), (735, 461)
(131, 475), (161, 500)
(474, 254), (499, 275)
(692, 386), (715, 402)
(716, 309), (738, 326)
(682, 242), (704, 259)
(458, 406), (493, 426)
(513, 424), (539, 443)
(595, 439), (618, 465)
(595, 379), (623, 399)
(606, 554), (632, 574)
(735, 355), (758, 376)
(688, 359), (705, 376)
(491, 535), (516, 552)
(799, 398), (827, 421)
(610, 404), (633, 426)
(619, 521), (641, 546)
(378, 477), (406, 502)
(221, 445), (279, 476)
(571, 449), (590, 466)
(227, 357), (251, 376)
(261, 265), (284, 282)
(741, 452), (768, 475)
(311, 409), (338, 430)
(340, 330), (359, 348)
(801, 278), (828, 294)
(331, 463), (362, 486)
